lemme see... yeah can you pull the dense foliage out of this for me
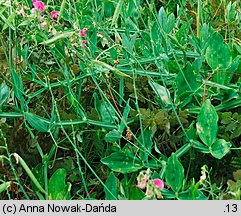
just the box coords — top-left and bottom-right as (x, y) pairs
(0, 0), (241, 200)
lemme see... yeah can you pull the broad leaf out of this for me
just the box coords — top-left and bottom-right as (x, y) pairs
(48, 168), (71, 200)
(205, 32), (231, 70)
(105, 129), (122, 143)
(149, 80), (171, 105)
(158, 7), (175, 33)
(196, 100), (218, 146)
(129, 186), (145, 200)
(210, 139), (232, 159)
(101, 151), (143, 174)
(100, 101), (117, 123)
(138, 129), (153, 161)
(176, 63), (198, 97)
(165, 153), (184, 193)
(104, 172), (119, 200)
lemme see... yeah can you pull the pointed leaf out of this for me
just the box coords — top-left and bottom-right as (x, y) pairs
(11, 70), (24, 103)
(25, 112), (49, 132)
(119, 99), (131, 133)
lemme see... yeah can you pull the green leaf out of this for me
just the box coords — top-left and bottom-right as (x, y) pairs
(105, 129), (122, 143)
(25, 112), (49, 132)
(31, 164), (44, 192)
(0, 82), (10, 106)
(104, 1), (115, 17)
(138, 129), (153, 161)
(178, 187), (207, 200)
(205, 32), (231, 71)
(48, 168), (71, 200)
(129, 186), (145, 200)
(165, 153), (184, 192)
(226, 55), (241, 83)
(175, 63), (198, 97)
(158, 7), (167, 30)
(11, 70), (24, 104)
(0, 9), (15, 30)
(111, 0), (125, 27)
(200, 23), (211, 49)
(149, 80), (171, 104)
(186, 123), (198, 142)
(158, 7), (175, 33)
(104, 172), (119, 200)
(100, 101), (117, 123)
(101, 151), (143, 174)
(3, 12), (15, 31)
(119, 99), (131, 133)
(0, 182), (11, 193)
(161, 188), (176, 199)
(196, 99), (218, 146)
(57, 0), (67, 21)
(210, 139), (231, 159)
(148, 159), (162, 169)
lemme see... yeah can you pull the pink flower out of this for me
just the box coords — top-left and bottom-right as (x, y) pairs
(152, 179), (164, 190)
(32, 0), (45, 11)
(50, 11), (59, 19)
(79, 28), (88, 37)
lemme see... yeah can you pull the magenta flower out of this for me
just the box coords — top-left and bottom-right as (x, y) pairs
(32, 0), (45, 11)
(79, 28), (87, 37)
(50, 11), (60, 19)
(152, 179), (164, 190)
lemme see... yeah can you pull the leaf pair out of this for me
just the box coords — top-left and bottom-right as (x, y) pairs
(195, 99), (232, 159)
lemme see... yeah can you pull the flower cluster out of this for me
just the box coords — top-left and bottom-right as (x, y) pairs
(30, 1), (88, 48)
(137, 169), (164, 199)
(79, 28), (88, 48)
(32, 0), (59, 20)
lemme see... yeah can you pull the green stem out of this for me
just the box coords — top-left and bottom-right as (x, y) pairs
(197, 0), (201, 39)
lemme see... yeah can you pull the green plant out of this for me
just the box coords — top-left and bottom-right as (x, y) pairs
(0, 0), (240, 200)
